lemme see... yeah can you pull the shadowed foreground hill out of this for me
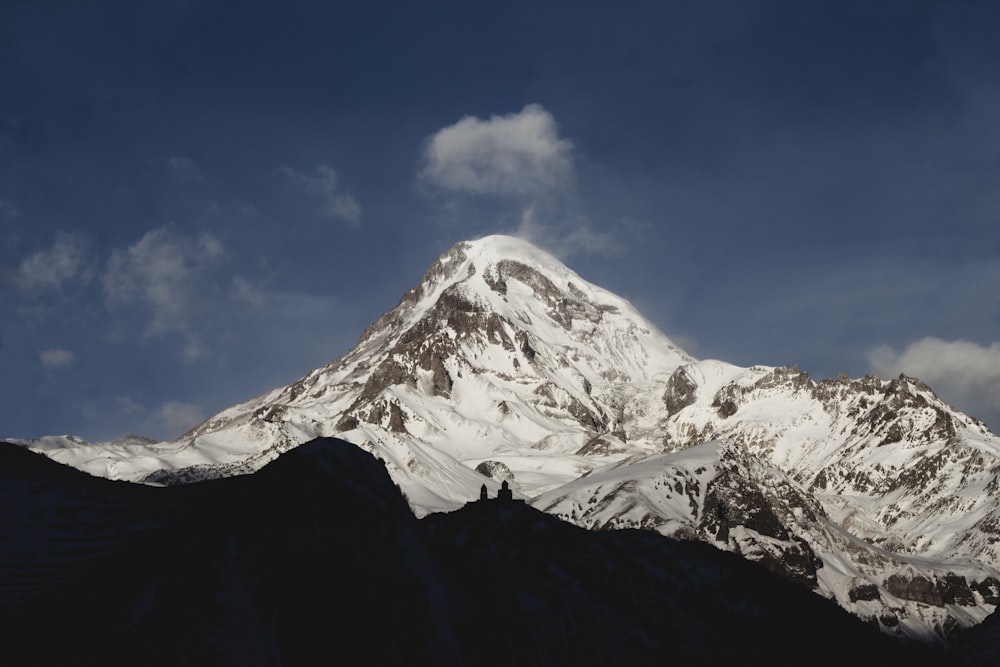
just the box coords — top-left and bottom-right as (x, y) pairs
(1, 438), (948, 666)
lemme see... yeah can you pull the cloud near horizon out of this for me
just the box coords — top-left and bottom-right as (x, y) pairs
(82, 396), (207, 441)
(419, 104), (574, 198)
(867, 337), (1000, 428)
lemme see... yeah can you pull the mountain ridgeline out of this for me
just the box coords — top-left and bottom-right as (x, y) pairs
(11, 235), (1000, 647)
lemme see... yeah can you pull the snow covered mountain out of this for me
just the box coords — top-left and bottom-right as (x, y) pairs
(13, 234), (1000, 643)
(537, 361), (1000, 640)
(23, 235), (693, 511)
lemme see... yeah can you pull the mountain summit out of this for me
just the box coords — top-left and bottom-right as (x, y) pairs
(27, 235), (694, 509)
(15, 234), (1000, 643)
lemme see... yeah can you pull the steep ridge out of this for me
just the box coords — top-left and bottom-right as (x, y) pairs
(12, 234), (1000, 643)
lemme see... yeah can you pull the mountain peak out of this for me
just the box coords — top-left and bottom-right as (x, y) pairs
(16, 233), (1000, 643)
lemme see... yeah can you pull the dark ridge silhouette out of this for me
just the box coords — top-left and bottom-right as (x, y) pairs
(0, 439), (955, 666)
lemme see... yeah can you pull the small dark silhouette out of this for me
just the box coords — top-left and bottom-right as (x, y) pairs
(474, 479), (524, 504)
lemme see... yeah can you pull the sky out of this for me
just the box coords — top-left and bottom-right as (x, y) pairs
(2, 0), (999, 441)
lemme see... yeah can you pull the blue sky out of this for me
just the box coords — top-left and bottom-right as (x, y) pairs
(2, 1), (999, 440)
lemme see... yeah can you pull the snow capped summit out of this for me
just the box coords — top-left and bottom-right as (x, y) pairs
(27, 235), (692, 509)
(13, 234), (1000, 643)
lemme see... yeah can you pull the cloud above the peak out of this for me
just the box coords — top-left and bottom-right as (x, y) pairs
(280, 164), (361, 225)
(418, 105), (635, 260)
(419, 104), (574, 197)
(514, 207), (625, 260)
(867, 337), (1000, 428)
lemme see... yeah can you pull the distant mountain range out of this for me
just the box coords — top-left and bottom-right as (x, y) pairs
(10, 235), (1000, 648)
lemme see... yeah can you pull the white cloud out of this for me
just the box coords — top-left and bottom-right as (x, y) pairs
(419, 103), (574, 197)
(39, 348), (76, 369)
(103, 226), (227, 337)
(867, 337), (1000, 428)
(281, 164), (361, 225)
(15, 233), (91, 293)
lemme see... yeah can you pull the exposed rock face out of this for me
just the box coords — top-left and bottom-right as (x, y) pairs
(539, 359), (1000, 642)
(885, 574), (977, 607)
(663, 367), (698, 417)
(474, 460), (514, 483)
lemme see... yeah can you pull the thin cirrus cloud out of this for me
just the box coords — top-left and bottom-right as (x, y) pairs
(418, 103), (575, 198)
(82, 396), (207, 441)
(102, 226), (227, 337)
(14, 233), (92, 293)
(165, 155), (206, 183)
(148, 400), (206, 439)
(39, 348), (76, 370)
(0, 198), (20, 219)
(280, 164), (361, 226)
(867, 337), (1000, 428)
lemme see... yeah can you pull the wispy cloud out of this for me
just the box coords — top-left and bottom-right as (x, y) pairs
(0, 199), (19, 219)
(39, 348), (76, 370)
(419, 104), (574, 197)
(280, 164), (361, 225)
(166, 155), (206, 183)
(867, 337), (1000, 428)
(514, 207), (624, 259)
(14, 233), (92, 293)
(149, 400), (206, 439)
(102, 226), (227, 338)
(81, 396), (206, 441)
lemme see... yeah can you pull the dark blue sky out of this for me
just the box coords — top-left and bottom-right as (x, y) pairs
(2, 0), (999, 440)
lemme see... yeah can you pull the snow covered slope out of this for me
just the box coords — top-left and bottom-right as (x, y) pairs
(13, 234), (1000, 642)
(538, 361), (1000, 640)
